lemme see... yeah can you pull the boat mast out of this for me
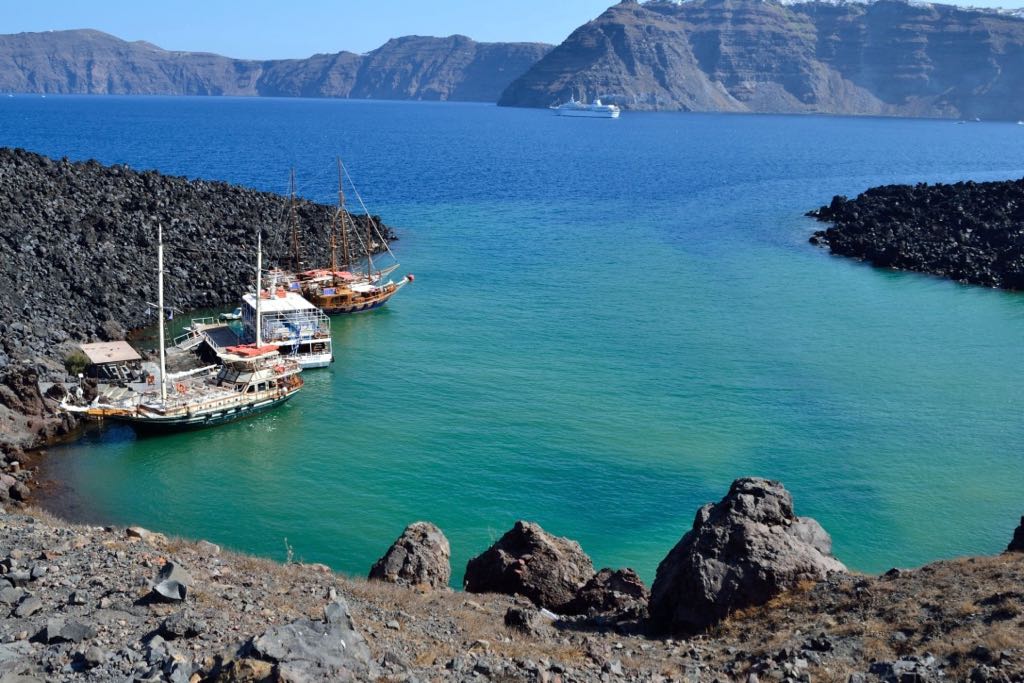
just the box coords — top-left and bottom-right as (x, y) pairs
(288, 168), (301, 273)
(255, 228), (263, 347)
(157, 223), (168, 402)
(362, 170), (375, 278)
(337, 157), (351, 271)
(329, 203), (338, 273)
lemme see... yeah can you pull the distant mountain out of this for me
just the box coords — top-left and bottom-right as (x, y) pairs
(498, 0), (1024, 120)
(0, 29), (551, 102)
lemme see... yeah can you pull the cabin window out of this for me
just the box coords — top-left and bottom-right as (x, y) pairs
(246, 385), (255, 394)
(257, 382), (267, 392)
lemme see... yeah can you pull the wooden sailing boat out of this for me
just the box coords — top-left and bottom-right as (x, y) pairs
(61, 225), (303, 433)
(292, 159), (413, 314)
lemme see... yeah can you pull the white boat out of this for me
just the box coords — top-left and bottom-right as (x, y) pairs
(219, 307), (242, 321)
(1018, 121), (1024, 126)
(240, 289), (333, 369)
(550, 96), (621, 119)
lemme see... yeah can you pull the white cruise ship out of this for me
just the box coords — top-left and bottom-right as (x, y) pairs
(550, 96), (621, 119)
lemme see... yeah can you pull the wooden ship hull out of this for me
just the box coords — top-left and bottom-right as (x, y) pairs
(304, 277), (411, 315)
(111, 391), (297, 435)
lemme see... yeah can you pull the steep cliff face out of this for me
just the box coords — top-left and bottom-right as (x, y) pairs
(499, 0), (1024, 119)
(0, 29), (262, 95)
(350, 35), (552, 102)
(0, 29), (551, 102)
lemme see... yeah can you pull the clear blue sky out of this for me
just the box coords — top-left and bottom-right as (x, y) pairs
(7, 0), (1024, 59)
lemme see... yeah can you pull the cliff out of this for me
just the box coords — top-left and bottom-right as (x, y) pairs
(499, 0), (1024, 120)
(0, 29), (551, 102)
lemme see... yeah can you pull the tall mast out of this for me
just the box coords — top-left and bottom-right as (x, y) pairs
(363, 170), (375, 278)
(288, 168), (301, 273)
(337, 157), (351, 271)
(255, 228), (263, 347)
(157, 223), (168, 402)
(330, 230), (338, 272)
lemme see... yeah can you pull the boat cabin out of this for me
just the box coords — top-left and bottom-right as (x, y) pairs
(240, 290), (333, 369)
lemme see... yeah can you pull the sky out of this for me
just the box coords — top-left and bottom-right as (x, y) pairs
(6, 0), (1024, 59)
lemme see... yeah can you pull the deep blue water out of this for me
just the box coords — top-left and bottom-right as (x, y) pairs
(4, 95), (1024, 583)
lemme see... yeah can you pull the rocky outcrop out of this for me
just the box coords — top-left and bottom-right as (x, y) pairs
(0, 29), (550, 102)
(1009, 517), (1024, 553)
(499, 0), (1024, 120)
(464, 521), (594, 612)
(649, 477), (846, 634)
(369, 522), (452, 589)
(0, 147), (394, 452)
(808, 178), (1024, 290)
(249, 599), (375, 681)
(2, 501), (1024, 680)
(566, 568), (649, 620)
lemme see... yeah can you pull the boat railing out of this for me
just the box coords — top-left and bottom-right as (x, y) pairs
(173, 317), (223, 350)
(173, 328), (205, 350)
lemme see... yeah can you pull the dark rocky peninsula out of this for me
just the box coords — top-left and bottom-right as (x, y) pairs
(0, 147), (392, 453)
(0, 476), (1021, 681)
(500, 0), (1024, 119)
(0, 30), (551, 103)
(808, 178), (1024, 289)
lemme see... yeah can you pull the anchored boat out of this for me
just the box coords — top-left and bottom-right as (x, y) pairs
(288, 160), (413, 314)
(240, 286), (333, 369)
(61, 225), (303, 433)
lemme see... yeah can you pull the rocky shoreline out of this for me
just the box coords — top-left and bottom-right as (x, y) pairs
(0, 147), (395, 455)
(0, 473), (1021, 681)
(808, 178), (1024, 290)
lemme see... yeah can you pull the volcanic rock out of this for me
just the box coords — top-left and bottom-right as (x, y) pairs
(566, 568), (649, 620)
(152, 561), (192, 602)
(369, 521), (452, 589)
(464, 521), (594, 612)
(504, 603), (553, 637)
(251, 598), (374, 681)
(808, 178), (1024, 290)
(649, 477), (846, 634)
(1009, 517), (1024, 553)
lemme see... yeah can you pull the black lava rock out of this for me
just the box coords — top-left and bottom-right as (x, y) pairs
(808, 178), (1024, 290)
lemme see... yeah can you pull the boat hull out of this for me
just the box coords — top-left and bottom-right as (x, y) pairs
(114, 392), (296, 435)
(552, 108), (620, 119)
(321, 297), (391, 315)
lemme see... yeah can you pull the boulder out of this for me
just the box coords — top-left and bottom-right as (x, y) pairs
(368, 522), (451, 589)
(152, 561), (192, 602)
(504, 603), (553, 637)
(464, 521), (594, 612)
(566, 568), (649, 620)
(649, 478), (846, 634)
(1008, 517), (1024, 553)
(251, 598), (373, 681)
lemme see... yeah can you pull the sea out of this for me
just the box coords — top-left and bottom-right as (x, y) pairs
(3, 95), (1024, 585)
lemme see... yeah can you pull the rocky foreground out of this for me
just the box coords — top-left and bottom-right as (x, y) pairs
(0, 472), (1022, 682)
(0, 147), (394, 454)
(809, 178), (1024, 290)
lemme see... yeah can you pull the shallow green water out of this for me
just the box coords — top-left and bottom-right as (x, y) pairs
(5, 97), (1023, 584)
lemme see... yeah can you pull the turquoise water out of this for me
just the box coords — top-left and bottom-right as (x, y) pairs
(5, 96), (1024, 583)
